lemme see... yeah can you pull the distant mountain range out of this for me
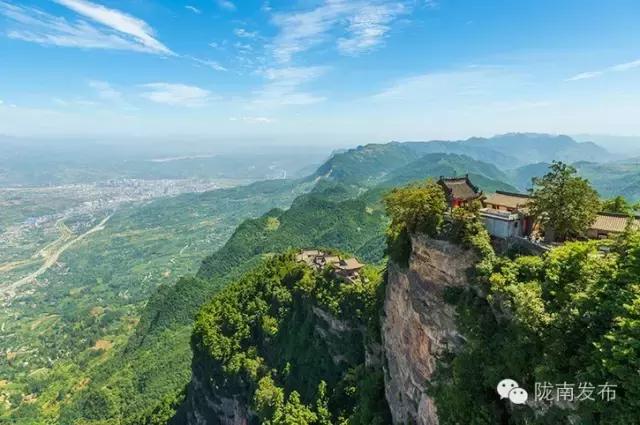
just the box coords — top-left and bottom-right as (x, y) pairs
(7, 132), (640, 424)
(317, 133), (639, 201)
(398, 133), (614, 169)
(508, 157), (640, 201)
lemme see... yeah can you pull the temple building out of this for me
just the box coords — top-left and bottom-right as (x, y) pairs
(480, 191), (535, 239)
(296, 250), (364, 283)
(437, 175), (483, 209)
(586, 213), (640, 239)
(333, 258), (365, 282)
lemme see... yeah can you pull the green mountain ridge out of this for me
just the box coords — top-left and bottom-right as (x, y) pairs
(171, 254), (389, 425)
(50, 147), (519, 424)
(315, 134), (612, 191)
(5, 135), (636, 424)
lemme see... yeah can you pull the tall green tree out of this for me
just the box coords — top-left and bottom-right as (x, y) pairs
(383, 179), (447, 265)
(383, 179), (447, 239)
(601, 195), (636, 215)
(529, 161), (600, 241)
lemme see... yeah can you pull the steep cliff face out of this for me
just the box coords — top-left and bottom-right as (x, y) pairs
(172, 302), (367, 425)
(382, 235), (477, 425)
(171, 345), (254, 425)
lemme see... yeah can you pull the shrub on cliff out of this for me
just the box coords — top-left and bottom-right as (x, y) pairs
(383, 179), (446, 265)
(383, 179), (447, 238)
(431, 229), (640, 424)
(446, 200), (496, 278)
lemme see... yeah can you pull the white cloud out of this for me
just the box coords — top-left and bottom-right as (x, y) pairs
(185, 5), (202, 14)
(216, 0), (236, 11)
(252, 66), (328, 107)
(234, 28), (258, 38)
(140, 83), (212, 107)
(229, 116), (274, 124)
(189, 57), (228, 72)
(54, 0), (171, 54)
(567, 58), (640, 81)
(53, 97), (99, 107)
(0, 0), (171, 54)
(88, 80), (122, 100)
(337, 3), (406, 55)
(372, 67), (529, 102)
(424, 0), (439, 9)
(270, 0), (407, 62)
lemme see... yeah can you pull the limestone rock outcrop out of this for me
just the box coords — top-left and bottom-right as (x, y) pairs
(382, 235), (476, 425)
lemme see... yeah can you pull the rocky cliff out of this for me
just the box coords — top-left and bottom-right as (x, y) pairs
(382, 235), (477, 425)
(172, 237), (477, 425)
(171, 298), (369, 425)
(171, 344), (254, 425)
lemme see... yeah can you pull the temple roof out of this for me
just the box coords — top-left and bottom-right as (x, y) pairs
(484, 191), (531, 212)
(336, 258), (364, 271)
(438, 176), (482, 201)
(590, 213), (640, 233)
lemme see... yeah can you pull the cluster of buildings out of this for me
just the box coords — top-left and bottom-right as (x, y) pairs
(295, 250), (365, 283)
(437, 175), (640, 241)
(296, 175), (638, 282)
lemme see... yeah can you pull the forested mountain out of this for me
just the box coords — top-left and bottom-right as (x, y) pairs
(172, 178), (640, 425)
(173, 254), (389, 425)
(316, 134), (614, 184)
(576, 158), (640, 201)
(461, 133), (614, 166)
(3, 135), (637, 424)
(40, 146), (518, 424)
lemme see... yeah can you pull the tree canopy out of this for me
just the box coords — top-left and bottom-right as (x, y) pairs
(190, 254), (390, 425)
(431, 229), (640, 425)
(529, 161), (601, 241)
(601, 195), (640, 215)
(383, 179), (447, 239)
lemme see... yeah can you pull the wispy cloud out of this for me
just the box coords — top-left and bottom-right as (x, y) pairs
(567, 58), (640, 81)
(53, 97), (99, 107)
(88, 80), (122, 100)
(229, 116), (274, 124)
(371, 67), (532, 104)
(185, 5), (202, 14)
(270, 0), (407, 62)
(189, 56), (228, 72)
(337, 3), (406, 55)
(54, 0), (171, 54)
(216, 0), (236, 11)
(234, 28), (258, 38)
(252, 66), (327, 107)
(424, 0), (439, 9)
(140, 83), (212, 107)
(0, 0), (171, 54)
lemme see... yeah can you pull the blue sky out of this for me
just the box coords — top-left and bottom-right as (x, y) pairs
(1, 0), (639, 144)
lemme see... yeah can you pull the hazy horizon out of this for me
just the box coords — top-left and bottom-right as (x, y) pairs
(2, 0), (640, 140)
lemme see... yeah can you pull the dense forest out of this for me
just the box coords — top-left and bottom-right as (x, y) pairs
(3, 136), (640, 424)
(173, 253), (389, 424)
